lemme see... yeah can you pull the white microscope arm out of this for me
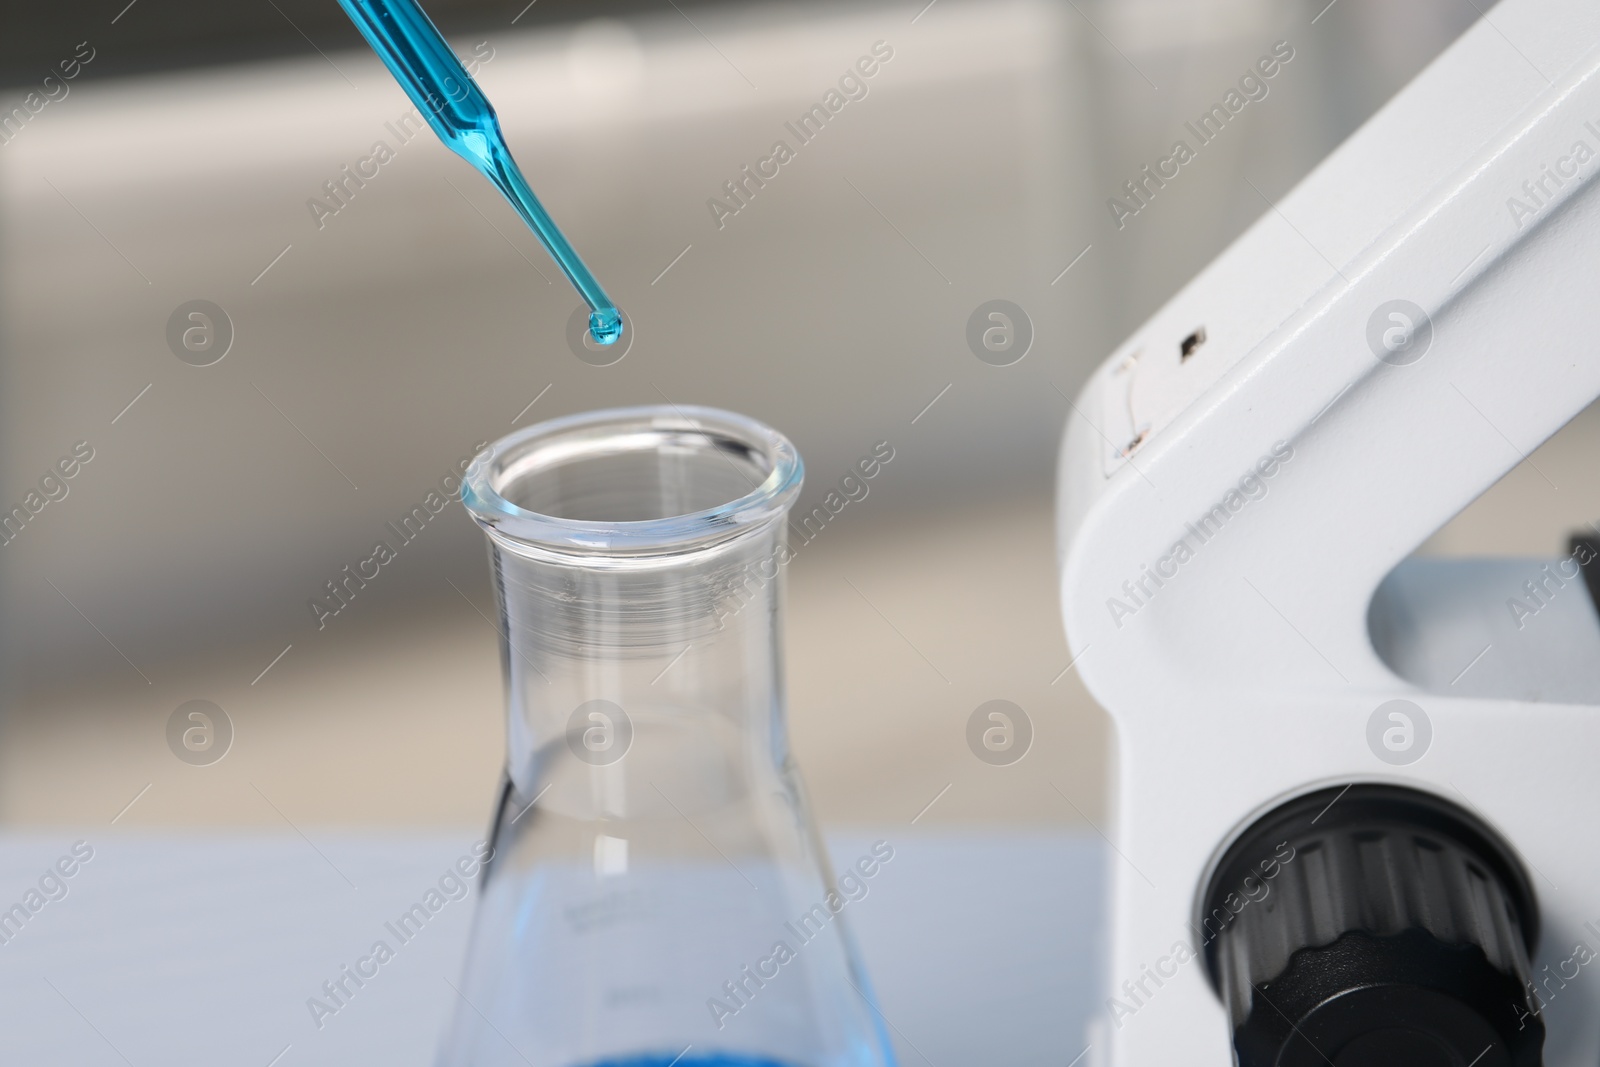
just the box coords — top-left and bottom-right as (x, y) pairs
(1059, 0), (1600, 1062)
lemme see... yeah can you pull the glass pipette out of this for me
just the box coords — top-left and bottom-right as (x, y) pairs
(337, 0), (623, 345)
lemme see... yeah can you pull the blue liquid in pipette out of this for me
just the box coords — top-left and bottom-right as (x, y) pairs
(338, 0), (623, 345)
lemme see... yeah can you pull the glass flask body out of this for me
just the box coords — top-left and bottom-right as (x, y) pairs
(444, 406), (897, 1067)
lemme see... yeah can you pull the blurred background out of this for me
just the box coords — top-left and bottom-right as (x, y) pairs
(3, 0), (1584, 838)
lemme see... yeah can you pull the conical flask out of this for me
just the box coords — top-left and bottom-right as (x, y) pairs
(443, 406), (899, 1067)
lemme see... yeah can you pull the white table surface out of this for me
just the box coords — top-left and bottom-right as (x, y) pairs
(0, 830), (1103, 1067)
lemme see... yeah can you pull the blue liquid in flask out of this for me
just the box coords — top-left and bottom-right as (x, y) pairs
(338, 0), (622, 346)
(582, 1057), (802, 1067)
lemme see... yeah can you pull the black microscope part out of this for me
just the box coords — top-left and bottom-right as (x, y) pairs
(1199, 784), (1543, 1067)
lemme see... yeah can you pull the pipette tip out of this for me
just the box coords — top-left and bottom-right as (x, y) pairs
(588, 307), (624, 346)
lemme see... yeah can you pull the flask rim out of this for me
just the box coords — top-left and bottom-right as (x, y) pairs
(462, 404), (803, 557)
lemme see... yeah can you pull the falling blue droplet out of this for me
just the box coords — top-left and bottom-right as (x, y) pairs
(589, 308), (624, 346)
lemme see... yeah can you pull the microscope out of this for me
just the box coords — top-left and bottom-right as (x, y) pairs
(1058, 0), (1600, 1062)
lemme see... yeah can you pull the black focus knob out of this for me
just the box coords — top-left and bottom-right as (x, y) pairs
(1200, 785), (1543, 1067)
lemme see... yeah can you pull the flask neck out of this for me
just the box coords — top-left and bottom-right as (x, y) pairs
(489, 517), (793, 797)
(462, 406), (804, 807)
